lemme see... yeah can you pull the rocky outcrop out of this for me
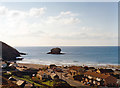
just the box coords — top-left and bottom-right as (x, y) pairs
(19, 52), (27, 55)
(47, 47), (64, 54)
(0, 41), (25, 61)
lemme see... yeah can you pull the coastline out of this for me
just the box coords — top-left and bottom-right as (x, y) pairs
(17, 59), (119, 68)
(17, 62), (120, 70)
(17, 63), (48, 69)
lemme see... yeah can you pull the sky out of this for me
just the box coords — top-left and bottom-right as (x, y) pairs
(0, 2), (118, 46)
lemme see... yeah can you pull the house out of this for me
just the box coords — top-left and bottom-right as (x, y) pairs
(84, 66), (89, 70)
(16, 67), (27, 71)
(83, 71), (117, 86)
(54, 75), (59, 80)
(9, 62), (19, 69)
(50, 73), (59, 80)
(69, 69), (77, 76)
(25, 83), (33, 87)
(36, 70), (51, 80)
(16, 80), (26, 87)
(6, 71), (12, 75)
(8, 77), (17, 83)
(49, 64), (57, 69)
(117, 79), (120, 86)
(96, 69), (114, 74)
(88, 67), (95, 70)
(69, 66), (83, 70)
(73, 75), (83, 81)
(69, 66), (85, 76)
(88, 67), (96, 71)
(1, 62), (7, 68)
(53, 68), (63, 72)
(47, 69), (54, 73)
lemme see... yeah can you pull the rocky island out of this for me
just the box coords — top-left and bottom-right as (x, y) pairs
(47, 47), (64, 54)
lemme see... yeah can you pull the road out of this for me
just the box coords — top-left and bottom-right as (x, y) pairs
(56, 72), (88, 87)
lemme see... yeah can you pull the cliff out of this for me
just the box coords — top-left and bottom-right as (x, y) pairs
(0, 41), (25, 61)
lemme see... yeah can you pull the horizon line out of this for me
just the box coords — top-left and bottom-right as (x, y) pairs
(14, 45), (118, 47)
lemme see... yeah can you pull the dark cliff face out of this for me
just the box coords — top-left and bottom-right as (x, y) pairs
(0, 41), (21, 61)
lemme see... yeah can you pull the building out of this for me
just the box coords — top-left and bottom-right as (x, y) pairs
(82, 71), (117, 86)
(36, 70), (51, 80)
(8, 77), (17, 83)
(1, 62), (7, 68)
(53, 68), (63, 72)
(69, 66), (85, 76)
(25, 83), (33, 87)
(50, 73), (59, 80)
(16, 67), (27, 71)
(96, 69), (114, 74)
(73, 75), (83, 81)
(9, 62), (18, 67)
(49, 64), (57, 69)
(16, 80), (26, 87)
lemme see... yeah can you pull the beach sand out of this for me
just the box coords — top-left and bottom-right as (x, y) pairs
(17, 63), (120, 69)
(17, 63), (48, 69)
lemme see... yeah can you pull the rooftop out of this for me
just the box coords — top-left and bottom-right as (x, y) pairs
(98, 69), (114, 73)
(84, 71), (111, 79)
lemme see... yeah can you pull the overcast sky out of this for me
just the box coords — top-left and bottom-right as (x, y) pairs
(0, 2), (118, 46)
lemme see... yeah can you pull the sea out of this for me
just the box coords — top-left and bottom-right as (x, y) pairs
(16, 46), (119, 66)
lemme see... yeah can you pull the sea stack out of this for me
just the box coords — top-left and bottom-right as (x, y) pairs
(47, 47), (64, 54)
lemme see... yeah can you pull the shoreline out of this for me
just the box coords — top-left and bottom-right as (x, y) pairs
(17, 62), (120, 69)
(17, 60), (119, 66)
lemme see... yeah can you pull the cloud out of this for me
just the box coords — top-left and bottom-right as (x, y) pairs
(0, 5), (117, 46)
(0, 6), (8, 15)
(0, 6), (47, 37)
(29, 8), (46, 17)
(0, 5), (81, 38)
(0, 6), (46, 17)
(51, 30), (117, 40)
(60, 11), (78, 16)
(46, 11), (80, 25)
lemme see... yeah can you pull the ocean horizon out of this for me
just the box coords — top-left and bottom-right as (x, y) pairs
(16, 46), (119, 66)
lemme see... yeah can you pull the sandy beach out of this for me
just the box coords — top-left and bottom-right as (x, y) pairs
(17, 63), (48, 69)
(17, 63), (120, 70)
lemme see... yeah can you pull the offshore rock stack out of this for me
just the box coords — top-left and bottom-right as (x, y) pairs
(47, 47), (64, 54)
